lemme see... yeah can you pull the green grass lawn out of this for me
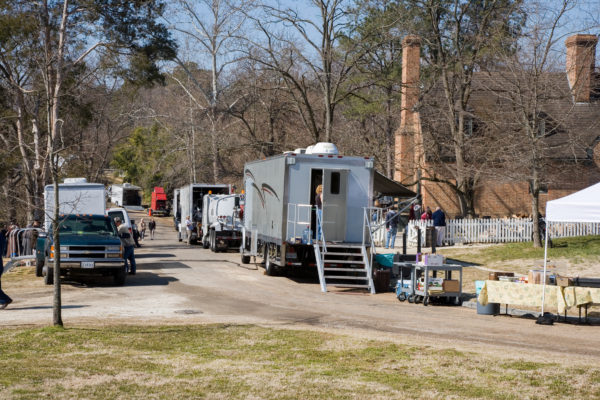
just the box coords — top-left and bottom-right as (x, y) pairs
(1, 325), (599, 399)
(439, 235), (600, 266)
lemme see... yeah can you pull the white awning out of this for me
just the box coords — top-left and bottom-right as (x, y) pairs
(545, 182), (600, 222)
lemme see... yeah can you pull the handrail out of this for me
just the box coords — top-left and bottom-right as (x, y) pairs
(316, 205), (327, 253)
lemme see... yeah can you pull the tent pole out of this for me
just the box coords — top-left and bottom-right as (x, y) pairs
(541, 222), (550, 315)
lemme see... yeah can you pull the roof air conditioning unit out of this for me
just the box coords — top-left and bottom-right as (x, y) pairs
(305, 142), (339, 155)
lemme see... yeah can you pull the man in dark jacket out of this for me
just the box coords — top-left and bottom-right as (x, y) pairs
(432, 207), (446, 246)
(0, 226), (13, 309)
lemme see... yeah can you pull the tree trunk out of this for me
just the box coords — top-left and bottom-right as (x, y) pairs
(530, 178), (542, 248)
(52, 162), (63, 327)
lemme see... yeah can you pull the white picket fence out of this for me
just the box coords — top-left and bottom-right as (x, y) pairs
(407, 218), (600, 245)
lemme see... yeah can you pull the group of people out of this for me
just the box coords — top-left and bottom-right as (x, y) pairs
(137, 217), (156, 241)
(384, 203), (446, 249)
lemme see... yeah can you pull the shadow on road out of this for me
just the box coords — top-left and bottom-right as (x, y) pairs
(61, 271), (178, 287)
(5, 305), (87, 311)
(141, 262), (190, 270)
(135, 253), (176, 259)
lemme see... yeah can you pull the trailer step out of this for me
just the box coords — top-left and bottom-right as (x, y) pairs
(315, 243), (375, 294)
(323, 259), (365, 264)
(323, 275), (369, 280)
(322, 251), (362, 256)
(323, 267), (368, 272)
(329, 283), (371, 289)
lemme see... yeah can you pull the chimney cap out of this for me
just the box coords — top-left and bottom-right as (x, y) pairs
(565, 34), (598, 47)
(403, 35), (421, 47)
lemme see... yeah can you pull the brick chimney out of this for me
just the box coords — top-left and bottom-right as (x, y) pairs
(565, 34), (598, 103)
(394, 35), (422, 184)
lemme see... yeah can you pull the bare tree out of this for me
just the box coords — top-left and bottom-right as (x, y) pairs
(408, 0), (525, 217)
(483, 0), (599, 246)
(167, 0), (253, 182)
(245, 0), (364, 143)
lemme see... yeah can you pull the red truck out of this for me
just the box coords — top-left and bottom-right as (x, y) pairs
(149, 187), (168, 216)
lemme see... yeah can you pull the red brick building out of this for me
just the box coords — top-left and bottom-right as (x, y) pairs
(395, 34), (600, 218)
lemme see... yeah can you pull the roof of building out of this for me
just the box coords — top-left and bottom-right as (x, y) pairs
(418, 70), (600, 161)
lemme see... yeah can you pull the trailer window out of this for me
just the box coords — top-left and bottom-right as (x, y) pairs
(330, 172), (340, 195)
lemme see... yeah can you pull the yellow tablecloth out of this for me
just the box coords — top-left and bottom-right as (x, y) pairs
(563, 286), (600, 309)
(477, 280), (567, 314)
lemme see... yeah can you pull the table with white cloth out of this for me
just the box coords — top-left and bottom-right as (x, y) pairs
(477, 280), (567, 314)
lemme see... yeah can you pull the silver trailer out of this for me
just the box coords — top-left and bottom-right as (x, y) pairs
(177, 183), (231, 243)
(241, 143), (376, 293)
(201, 194), (243, 252)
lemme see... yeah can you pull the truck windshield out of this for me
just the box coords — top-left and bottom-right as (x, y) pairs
(57, 216), (117, 236)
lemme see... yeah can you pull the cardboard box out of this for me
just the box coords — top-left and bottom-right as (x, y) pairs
(489, 272), (514, 281)
(442, 280), (460, 292)
(556, 276), (574, 287)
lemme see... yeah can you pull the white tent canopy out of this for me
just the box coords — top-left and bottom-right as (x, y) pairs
(541, 181), (600, 315)
(546, 182), (600, 223)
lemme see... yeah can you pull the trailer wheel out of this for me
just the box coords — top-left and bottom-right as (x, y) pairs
(43, 266), (54, 285)
(241, 254), (251, 264)
(202, 233), (209, 249)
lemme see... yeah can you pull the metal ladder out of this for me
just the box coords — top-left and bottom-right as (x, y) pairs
(314, 243), (375, 294)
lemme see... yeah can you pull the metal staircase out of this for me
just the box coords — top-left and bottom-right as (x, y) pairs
(314, 242), (375, 294)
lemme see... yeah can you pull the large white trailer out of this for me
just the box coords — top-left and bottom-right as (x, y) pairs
(201, 194), (243, 251)
(241, 143), (377, 292)
(177, 183), (232, 243)
(109, 183), (143, 211)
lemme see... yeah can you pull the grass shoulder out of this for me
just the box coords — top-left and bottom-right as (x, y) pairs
(0, 324), (599, 399)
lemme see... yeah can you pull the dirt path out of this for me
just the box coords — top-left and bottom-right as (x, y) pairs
(2, 212), (599, 364)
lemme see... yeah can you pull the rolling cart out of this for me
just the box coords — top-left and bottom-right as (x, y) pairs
(394, 262), (421, 303)
(413, 264), (463, 306)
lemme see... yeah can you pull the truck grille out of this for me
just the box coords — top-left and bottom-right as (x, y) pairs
(67, 245), (107, 259)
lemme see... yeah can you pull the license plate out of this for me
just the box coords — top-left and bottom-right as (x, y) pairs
(81, 261), (95, 269)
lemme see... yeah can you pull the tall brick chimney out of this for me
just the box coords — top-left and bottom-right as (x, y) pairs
(394, 35), (422, 184)
(565, 34), (598, 103)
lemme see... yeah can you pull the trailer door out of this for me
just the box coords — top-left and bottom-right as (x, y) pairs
(322, 169), (348, 242)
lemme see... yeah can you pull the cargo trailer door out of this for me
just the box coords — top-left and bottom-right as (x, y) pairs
(322, 169), (348, 242)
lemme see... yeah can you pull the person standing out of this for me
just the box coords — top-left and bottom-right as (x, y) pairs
(184, 216), (193, 244)
(385, 207), (399, 249)
(432, 207), (446, 247)
(139, 218), (147, 241)
(421, 206), (432, 220)
(0, 225), (13, 309)
(148, 218), (156, 240)
(115, 217), (136, 275)
(315, 185), (323, 241)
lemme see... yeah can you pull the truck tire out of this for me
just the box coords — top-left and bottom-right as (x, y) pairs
(35, 257), (44, 277)
(264, 244), (277, 276)
(178, 231), (182, 242)
(113, 266), (127, 286)
(202, 233), (210, 249)
(43, 266), (54, 285)
(241, 254), (251, 264)
(210, 230), (216, 252)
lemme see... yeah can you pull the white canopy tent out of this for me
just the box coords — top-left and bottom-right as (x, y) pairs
(541, 182), (600, 314)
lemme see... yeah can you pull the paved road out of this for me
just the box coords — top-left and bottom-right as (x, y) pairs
(2, 212), (599, 363)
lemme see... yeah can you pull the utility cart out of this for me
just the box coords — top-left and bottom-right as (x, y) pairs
(413, 264), (463, 306)
(394, 261), (417, 302)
